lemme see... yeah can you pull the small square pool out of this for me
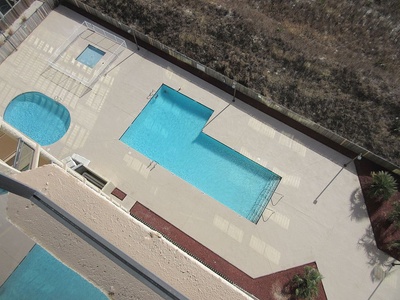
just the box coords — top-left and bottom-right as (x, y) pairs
(76, 45), (105, 68)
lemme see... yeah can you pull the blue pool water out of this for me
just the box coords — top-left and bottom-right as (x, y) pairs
(0, 245), (108, 300)
(4, 92), (71, 146)
(121, 84), (281, 223)
(76, 45), (105, 68)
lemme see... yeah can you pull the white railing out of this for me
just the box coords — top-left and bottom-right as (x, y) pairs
(48, 21), (127, 87)
(0, 117), (112, 203)
(85, 21), (126, 47)
(248, 177), (281, 223)
(0, 0), (57, 64)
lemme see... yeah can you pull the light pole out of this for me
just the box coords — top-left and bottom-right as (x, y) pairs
(127, 29), (139, 50)
(232, 82), (237, 102)
(344, 153), (362, 167)
(368, 261), (400, 299)
(313, 153), (363, 204)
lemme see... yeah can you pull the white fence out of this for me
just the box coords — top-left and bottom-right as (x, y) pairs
(0, 0), (58, 64)
(0, 117), (112, 202)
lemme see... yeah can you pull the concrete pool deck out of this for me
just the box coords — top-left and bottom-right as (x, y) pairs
(0, 193), (34, 286)
(0, 5), (399, 299)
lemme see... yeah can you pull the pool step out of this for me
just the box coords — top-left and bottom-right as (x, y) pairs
(27, 93), (70, 124)
(247, 176), (281, 223)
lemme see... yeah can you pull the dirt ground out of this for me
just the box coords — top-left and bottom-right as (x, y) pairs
(81, 0), (400, 167)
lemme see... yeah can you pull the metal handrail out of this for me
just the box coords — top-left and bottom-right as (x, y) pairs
(248, 178), (281, 223)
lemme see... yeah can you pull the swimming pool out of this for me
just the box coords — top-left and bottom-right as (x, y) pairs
(76, 45), (105, 68)
(4, 92), (71, 146)
(0, 244), (108, 300)
(121, 84), (281, 223)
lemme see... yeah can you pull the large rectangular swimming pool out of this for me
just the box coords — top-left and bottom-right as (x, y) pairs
(121, 84), (281, 223)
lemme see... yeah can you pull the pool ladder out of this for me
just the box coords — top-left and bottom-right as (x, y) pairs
(248, 179), (280, 223)
(147, 160), (158, 171)
(147, 90), (154, 99)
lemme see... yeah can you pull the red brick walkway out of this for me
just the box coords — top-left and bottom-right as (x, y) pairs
(130, 202), (326, 300)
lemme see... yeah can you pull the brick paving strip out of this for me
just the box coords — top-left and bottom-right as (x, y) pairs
(111, 188), (127, 200)
(130, 202), (327, 300)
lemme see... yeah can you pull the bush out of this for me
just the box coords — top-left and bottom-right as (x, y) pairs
(369, 171), (398, 201)
(292, 266), (323, 300)
(388, 239), (400, 251)
(389, 202), (400, 228)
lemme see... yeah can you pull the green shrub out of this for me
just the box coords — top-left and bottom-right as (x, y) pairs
(292, 266), (323, 300)
(369, 171), (398, 201)
(389, 202), (400, 228)
(388, 239), (400, 250)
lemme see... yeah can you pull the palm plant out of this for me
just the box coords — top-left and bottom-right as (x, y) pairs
(292, 266), (323, 300)
(388, 239), (400, 251)
(389, 202), (400, 228)
(369, 171), (398, 201)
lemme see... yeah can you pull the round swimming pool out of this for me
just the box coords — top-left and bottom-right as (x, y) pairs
(4, 92), (71, 146)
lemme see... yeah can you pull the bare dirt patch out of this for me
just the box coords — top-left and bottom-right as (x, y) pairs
(81, 0), (400, 166)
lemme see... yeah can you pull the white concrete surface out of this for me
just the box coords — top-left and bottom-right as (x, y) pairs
(0, 192), (34, 286)
(0, 4), (399, 300)
(7, 165), (250, 300)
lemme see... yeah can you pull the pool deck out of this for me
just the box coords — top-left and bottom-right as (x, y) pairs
(0, 193), (34, 286)
(0, 5), (399, 299)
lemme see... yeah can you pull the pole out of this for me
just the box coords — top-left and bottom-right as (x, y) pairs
(344, 153), (362, 167)
(367, 261), (399, 299)
(128, 29), (139, 51)
(232, 82), (236, 102)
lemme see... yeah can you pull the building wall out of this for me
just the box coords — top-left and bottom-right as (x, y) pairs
(6, 165), (250, 300)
